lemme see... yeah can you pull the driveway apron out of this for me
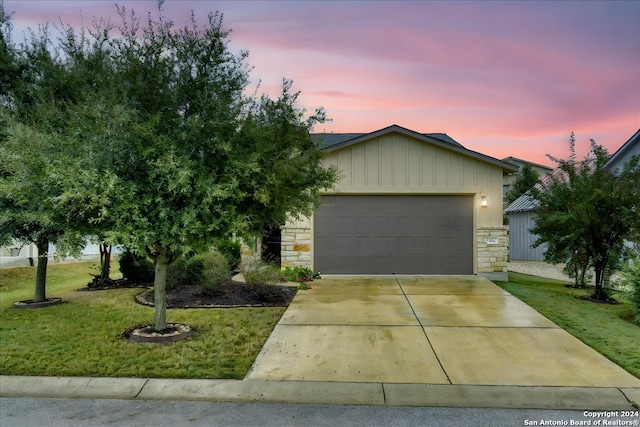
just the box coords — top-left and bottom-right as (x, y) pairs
(245, 276), (640, 387)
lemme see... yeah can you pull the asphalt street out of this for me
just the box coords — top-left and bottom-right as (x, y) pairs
(0, 397), (602, 427)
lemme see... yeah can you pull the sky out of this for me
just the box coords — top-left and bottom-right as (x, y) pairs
(3, 0), (639, 166)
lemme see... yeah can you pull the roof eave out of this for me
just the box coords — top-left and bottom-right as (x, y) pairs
(321, 124), (519, 173)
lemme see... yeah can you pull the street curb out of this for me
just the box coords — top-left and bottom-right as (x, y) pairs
(1, 376), (638, 410)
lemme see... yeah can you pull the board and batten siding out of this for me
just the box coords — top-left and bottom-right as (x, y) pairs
(322, 133), (505, 227)
(508, 210), (547, 261)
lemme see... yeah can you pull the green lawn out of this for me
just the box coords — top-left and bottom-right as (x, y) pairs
(494, 272), (640, 378)
(0, 261), (285, 379)
(2, 264), (638, 380)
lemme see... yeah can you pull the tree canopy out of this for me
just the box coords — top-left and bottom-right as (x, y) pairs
(0, 11), (93, 302)
(1, 6), (338, 329)
(530, 132), (640, 298)
(506, 164), (539, 204)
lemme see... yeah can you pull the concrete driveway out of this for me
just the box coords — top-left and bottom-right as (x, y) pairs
(245, 276), (640, 387)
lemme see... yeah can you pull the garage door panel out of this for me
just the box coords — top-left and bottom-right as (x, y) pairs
(314, 195), (473, 274)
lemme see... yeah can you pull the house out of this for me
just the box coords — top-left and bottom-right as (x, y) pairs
(0, 239), (114, 269)
(503, 192), (545, 261)
(501, 157), (552, 207)
(263, 124), (518, 280)
(606, 129), (640, 174)
(606, 129), (640, 252)
(505, 129), (640, 261)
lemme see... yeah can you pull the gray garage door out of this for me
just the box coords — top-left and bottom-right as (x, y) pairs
(314, 195), (473, 274)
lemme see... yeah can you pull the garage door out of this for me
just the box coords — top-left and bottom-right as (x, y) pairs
(314, 195), (473, 274)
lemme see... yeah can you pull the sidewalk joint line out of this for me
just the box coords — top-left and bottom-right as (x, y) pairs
(394, 275), (452, 385)
(134, 378), (150, 399)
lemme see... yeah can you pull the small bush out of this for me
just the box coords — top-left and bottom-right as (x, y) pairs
(619, 257), (640, 323)
(166, 256), (188, 290)
(242, 261), (280, 295)
(118, 251), (155, 283)
(182, 251), (230, 295)
(279, 266), (321, 283)
(214, 239), (242, 271)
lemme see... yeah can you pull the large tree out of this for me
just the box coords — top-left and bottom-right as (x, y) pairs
(0, 15), (89, 302)
(105, 9), (337, 331)
(530, 133), (640, 299)
(2, 6), (337, 329)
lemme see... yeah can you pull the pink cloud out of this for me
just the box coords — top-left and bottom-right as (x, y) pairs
(3, 0), (638, 165)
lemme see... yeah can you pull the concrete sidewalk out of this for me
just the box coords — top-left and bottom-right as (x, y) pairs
(1, 375), (639, 410)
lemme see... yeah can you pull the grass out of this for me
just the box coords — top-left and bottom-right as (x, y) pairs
(0, 261), (285, 379)
(494, 272), (640, 378)
(2, 264), (638, 380)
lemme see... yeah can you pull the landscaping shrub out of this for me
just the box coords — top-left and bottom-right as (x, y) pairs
(118, 251), (155, 283)
(166, 256), (188, 290)
(183, 251), (230, 295)
(279, 266), (321, 283)
(618, 256), (640, 323)
(242, 261), (280, 295)
(214, 239), (242, 271)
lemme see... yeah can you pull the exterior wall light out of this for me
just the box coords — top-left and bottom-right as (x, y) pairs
(481, 196), (488, 207)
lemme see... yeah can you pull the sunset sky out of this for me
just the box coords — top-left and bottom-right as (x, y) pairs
(3, 0), (639, 165)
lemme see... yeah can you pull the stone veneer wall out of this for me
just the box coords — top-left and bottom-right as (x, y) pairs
(240, 237), (260, 266)
(280, 225), (313, 268)
(476, 226), (509, 281)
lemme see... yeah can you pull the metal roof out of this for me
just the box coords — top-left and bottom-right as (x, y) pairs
(501, 156), (553, 172)
(504, 192), (539, 213)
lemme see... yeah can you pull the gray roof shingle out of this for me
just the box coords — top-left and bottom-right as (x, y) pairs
(312, 129), (463, 150)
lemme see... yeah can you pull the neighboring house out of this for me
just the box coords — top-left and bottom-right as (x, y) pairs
(501, 157), (552, 207)
(505, 129), (640, 261)
(504, 192), (545, 261)
(0, 239), (115, 269)
(263, 124), (518, 280)
(605, 129), (639, 174)
(606, 129), (640, 252)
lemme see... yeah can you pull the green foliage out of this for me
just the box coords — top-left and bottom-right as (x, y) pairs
(179, 252), (230, 295)
(279, 266), (321, 283)
(117, 251), (155, 283)
(618, 256), (640, 323)
(506, 164), (539, 204)
(214, 239), (242, 271)
(166, 256), (188, 290)
(531, 132), (640, 299)
(242, 261), (280, 295)
(2, 6), (338, 331)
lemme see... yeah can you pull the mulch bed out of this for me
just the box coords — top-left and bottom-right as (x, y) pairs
(80, 278), (298, 308)
(579, 295), (621, 305)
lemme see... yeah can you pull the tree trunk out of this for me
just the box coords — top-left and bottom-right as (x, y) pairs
(593, 252), (609, 300)
(99, 243), (112, 280)
(153, 245), (168, 332)
(35, 238), (49, 303)
(594, 269), (603, 299)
